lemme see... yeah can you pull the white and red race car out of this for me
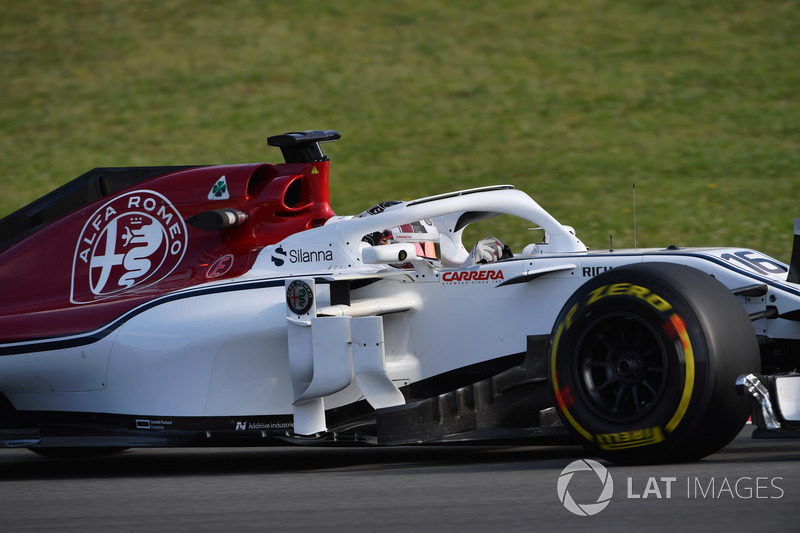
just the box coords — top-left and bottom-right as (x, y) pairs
(1, 130), (798, 464)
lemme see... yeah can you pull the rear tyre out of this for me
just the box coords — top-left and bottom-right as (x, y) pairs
(549, 263), (758, 464)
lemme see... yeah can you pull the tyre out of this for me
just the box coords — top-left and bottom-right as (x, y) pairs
(549, 262), (758, 464)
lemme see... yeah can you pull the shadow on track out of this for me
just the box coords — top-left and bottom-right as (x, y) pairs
(0, 443), (588, 481)
(3, 426), (798, 481)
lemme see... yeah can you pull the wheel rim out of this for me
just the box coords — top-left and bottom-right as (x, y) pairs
(575, 312), (670, 423)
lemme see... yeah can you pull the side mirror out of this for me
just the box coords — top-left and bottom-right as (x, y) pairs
(362, 243), (419, 265)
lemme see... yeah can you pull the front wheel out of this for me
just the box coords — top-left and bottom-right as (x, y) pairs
(549, 263), (758, 464)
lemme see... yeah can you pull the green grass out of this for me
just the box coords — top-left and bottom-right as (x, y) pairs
(2, 0), (799, 259)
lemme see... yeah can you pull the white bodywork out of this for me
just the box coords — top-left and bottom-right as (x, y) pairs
(2, 186), (800, 435)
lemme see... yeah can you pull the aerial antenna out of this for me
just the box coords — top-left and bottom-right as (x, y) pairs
(633, 183), (637, 250)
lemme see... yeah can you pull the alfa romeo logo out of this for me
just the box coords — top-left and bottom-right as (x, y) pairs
(557, 459), (614, 516)
(71, 190), (187, 303)
(286, 280), (314, 315)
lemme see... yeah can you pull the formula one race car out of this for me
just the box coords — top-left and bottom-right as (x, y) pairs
(1, 130), (799, 464)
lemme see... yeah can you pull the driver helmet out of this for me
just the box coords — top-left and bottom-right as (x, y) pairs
(358, 202), (441, 261)
(379, 219), (441, 261)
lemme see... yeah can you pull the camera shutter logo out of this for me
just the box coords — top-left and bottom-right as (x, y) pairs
(557, 459), (614, 516)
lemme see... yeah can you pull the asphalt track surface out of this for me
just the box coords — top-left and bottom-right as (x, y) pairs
(1, 425), (798, 532)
